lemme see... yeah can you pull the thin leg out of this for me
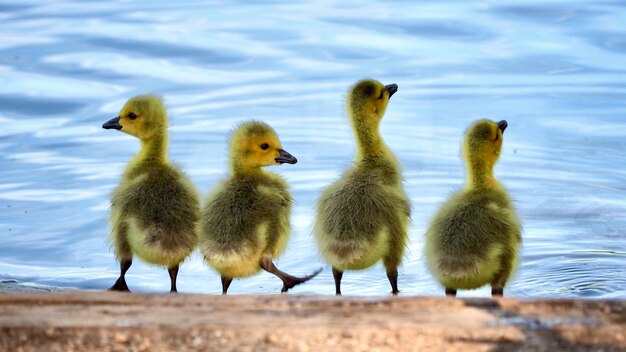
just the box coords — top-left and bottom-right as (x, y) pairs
(445, 288), (457, 297)
(491, 250), (515, 298)
(386, 267), (399, 295)
(259, 257), (322, 293)
(491, 287), (503, 297)
(109, 258), (132, 292)
(332, 267), (343, 296)
(221, 276), (233, 295)
(168, 265), (179, 293)
(382, 220), (406, 297)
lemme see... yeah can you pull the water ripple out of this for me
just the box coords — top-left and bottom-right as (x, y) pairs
(0, 0), (624, 298)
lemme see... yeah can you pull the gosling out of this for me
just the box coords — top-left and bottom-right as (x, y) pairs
(102, 95), (200, 293)
(424, 119), (521, 297)
(314, 79), (410, 295)
(199, 121), (321, 294)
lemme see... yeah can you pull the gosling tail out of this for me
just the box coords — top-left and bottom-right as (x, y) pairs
(435, 255), (483, 278)
(429, 245), (505, 289)
(318, 233), (387, 270)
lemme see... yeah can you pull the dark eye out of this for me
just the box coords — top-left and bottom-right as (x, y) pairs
(378, 90), (384, 99)
(128, 112), (137, 120)
(495, 132), (499, 141)
(260, 143), (269, 150)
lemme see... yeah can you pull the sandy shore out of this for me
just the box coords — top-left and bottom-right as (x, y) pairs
(0, 291), (624, 351)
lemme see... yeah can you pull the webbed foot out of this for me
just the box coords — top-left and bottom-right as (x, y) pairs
(109, 277), (130, 292)
(280, 267), (323, 293)
(260, 257), (322, 293)
(109, 258), (132, 292)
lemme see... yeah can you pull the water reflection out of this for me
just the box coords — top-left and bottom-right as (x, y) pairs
(0, 0), (625, 298)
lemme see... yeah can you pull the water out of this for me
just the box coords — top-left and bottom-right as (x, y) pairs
(0, 0), (625, 298)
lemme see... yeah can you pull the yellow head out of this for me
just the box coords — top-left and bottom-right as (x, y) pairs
(230, 121), (297, 172)
(463, 119), (508, 169)
(102, 95), (167, 140)
(347, 79), (397, 127)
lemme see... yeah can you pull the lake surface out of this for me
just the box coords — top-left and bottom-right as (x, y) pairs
(1, 0), (625, 298)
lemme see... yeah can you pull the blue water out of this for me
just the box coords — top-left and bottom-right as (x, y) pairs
(0, 0), (625, 298)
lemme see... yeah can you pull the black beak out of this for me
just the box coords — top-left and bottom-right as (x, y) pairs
(497, 120), (508, 134)
(102, 116), (122, 130)
(275, 149), (297, 165)
(385, 83), (398, 98)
